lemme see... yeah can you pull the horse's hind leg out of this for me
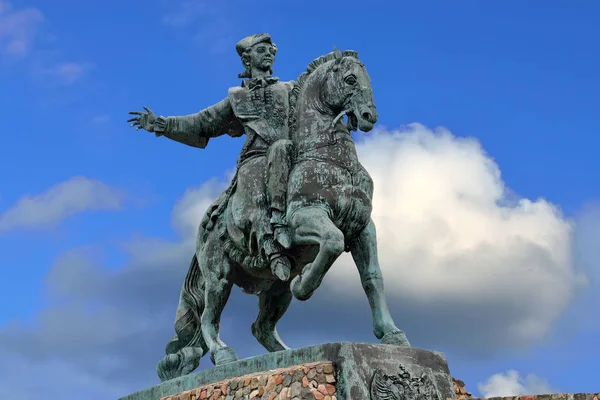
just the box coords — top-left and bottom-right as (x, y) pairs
(198, 236), (239, 366)
(251, 280), (292, 352)
(289, 207), (345, 301)
(349, 219), (411, 347)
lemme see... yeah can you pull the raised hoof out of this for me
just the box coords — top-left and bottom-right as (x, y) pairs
(290, 275), (313, 301)
(381, 330), (411, 347)
(210, 346), (239, 366)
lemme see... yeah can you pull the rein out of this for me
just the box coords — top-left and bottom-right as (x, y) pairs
(331, 109), (351, 129)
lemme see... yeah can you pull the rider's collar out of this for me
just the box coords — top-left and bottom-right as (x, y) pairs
(242, 76), (280, 90)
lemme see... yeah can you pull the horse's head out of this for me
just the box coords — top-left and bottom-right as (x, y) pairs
(292, 48), (378, 133)
(321, 48), (378, 132)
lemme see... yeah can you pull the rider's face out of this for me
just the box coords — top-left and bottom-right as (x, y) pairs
(248, 43), (275, 71)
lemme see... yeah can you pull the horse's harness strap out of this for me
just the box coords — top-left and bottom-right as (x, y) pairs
(297, 125), (353, 151)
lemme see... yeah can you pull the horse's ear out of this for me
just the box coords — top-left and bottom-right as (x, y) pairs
(333, 46), (343, 64)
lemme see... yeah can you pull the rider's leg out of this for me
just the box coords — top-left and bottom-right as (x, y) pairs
(349, 219), (410, 346)
(288, 206), (345, 301)
(229, 154), (291, 281)
(266, 139), (295, 249)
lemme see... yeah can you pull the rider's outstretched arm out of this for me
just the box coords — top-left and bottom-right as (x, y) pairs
(154, 98), (242, 149)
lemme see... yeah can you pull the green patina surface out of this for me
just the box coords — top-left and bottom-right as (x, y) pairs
(127, 32), (411, 383)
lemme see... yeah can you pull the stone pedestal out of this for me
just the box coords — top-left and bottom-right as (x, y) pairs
(120, 342), (455, 400)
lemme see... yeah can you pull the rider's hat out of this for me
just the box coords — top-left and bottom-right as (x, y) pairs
(235, 33), (275, 57)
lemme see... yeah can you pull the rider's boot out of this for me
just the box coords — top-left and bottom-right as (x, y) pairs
(270, 209), (292, 249)
(264, 230), (292, 282)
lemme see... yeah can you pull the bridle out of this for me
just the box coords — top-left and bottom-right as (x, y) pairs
(329, 60), (375, 132)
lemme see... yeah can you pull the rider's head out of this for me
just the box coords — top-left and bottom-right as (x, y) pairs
(236, 33), (277, 79)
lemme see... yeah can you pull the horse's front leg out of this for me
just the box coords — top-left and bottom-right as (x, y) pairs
(198, 237), (239, 365)
(349, 219), (411, 346)
(251, 279), (292, 352)
(289, 206), (345, 301)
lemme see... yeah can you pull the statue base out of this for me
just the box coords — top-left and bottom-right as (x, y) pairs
(120, 342), (456, 400)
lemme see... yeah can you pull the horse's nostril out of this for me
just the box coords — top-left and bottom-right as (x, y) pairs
(362, 112), (372, 122)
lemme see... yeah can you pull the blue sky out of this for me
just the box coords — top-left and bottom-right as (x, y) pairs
(1, 1), (599, 399)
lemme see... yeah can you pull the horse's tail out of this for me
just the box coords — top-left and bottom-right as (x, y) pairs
(156, 253), (208, 381)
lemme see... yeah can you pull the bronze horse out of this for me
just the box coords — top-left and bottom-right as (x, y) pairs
(157, 49), (410, 381)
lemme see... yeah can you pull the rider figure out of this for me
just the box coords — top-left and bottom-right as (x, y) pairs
(129, 34), (295, 281)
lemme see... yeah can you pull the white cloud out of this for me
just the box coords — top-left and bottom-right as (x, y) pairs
(569, 203), (600, 331)
(30, 61), (94, 86)
(161, 0), (235, 54)
(324, 124), (585, 348)
(0, 126), (595, 398)
(161, 0), (210, 27)
(0, 2), (92, 88)
(46, 62), (92, 85)
(0, 1), (44, 57)
(170, 177), (228, 238)
(0, 176), (125, 233)
(140, 124), (587, 351)
(0, 350), (130, 400)
(478, 370), (554, 397)
(0, 176), (228, 398)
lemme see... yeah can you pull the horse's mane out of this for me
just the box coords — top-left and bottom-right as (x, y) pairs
(288, 50), (359, 134)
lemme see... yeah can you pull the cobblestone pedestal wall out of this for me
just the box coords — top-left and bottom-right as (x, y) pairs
(160, 361), (337, 400)
(453, 377), (473, 400)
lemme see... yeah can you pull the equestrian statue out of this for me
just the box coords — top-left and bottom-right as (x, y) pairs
(128, 33), (411, 382)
